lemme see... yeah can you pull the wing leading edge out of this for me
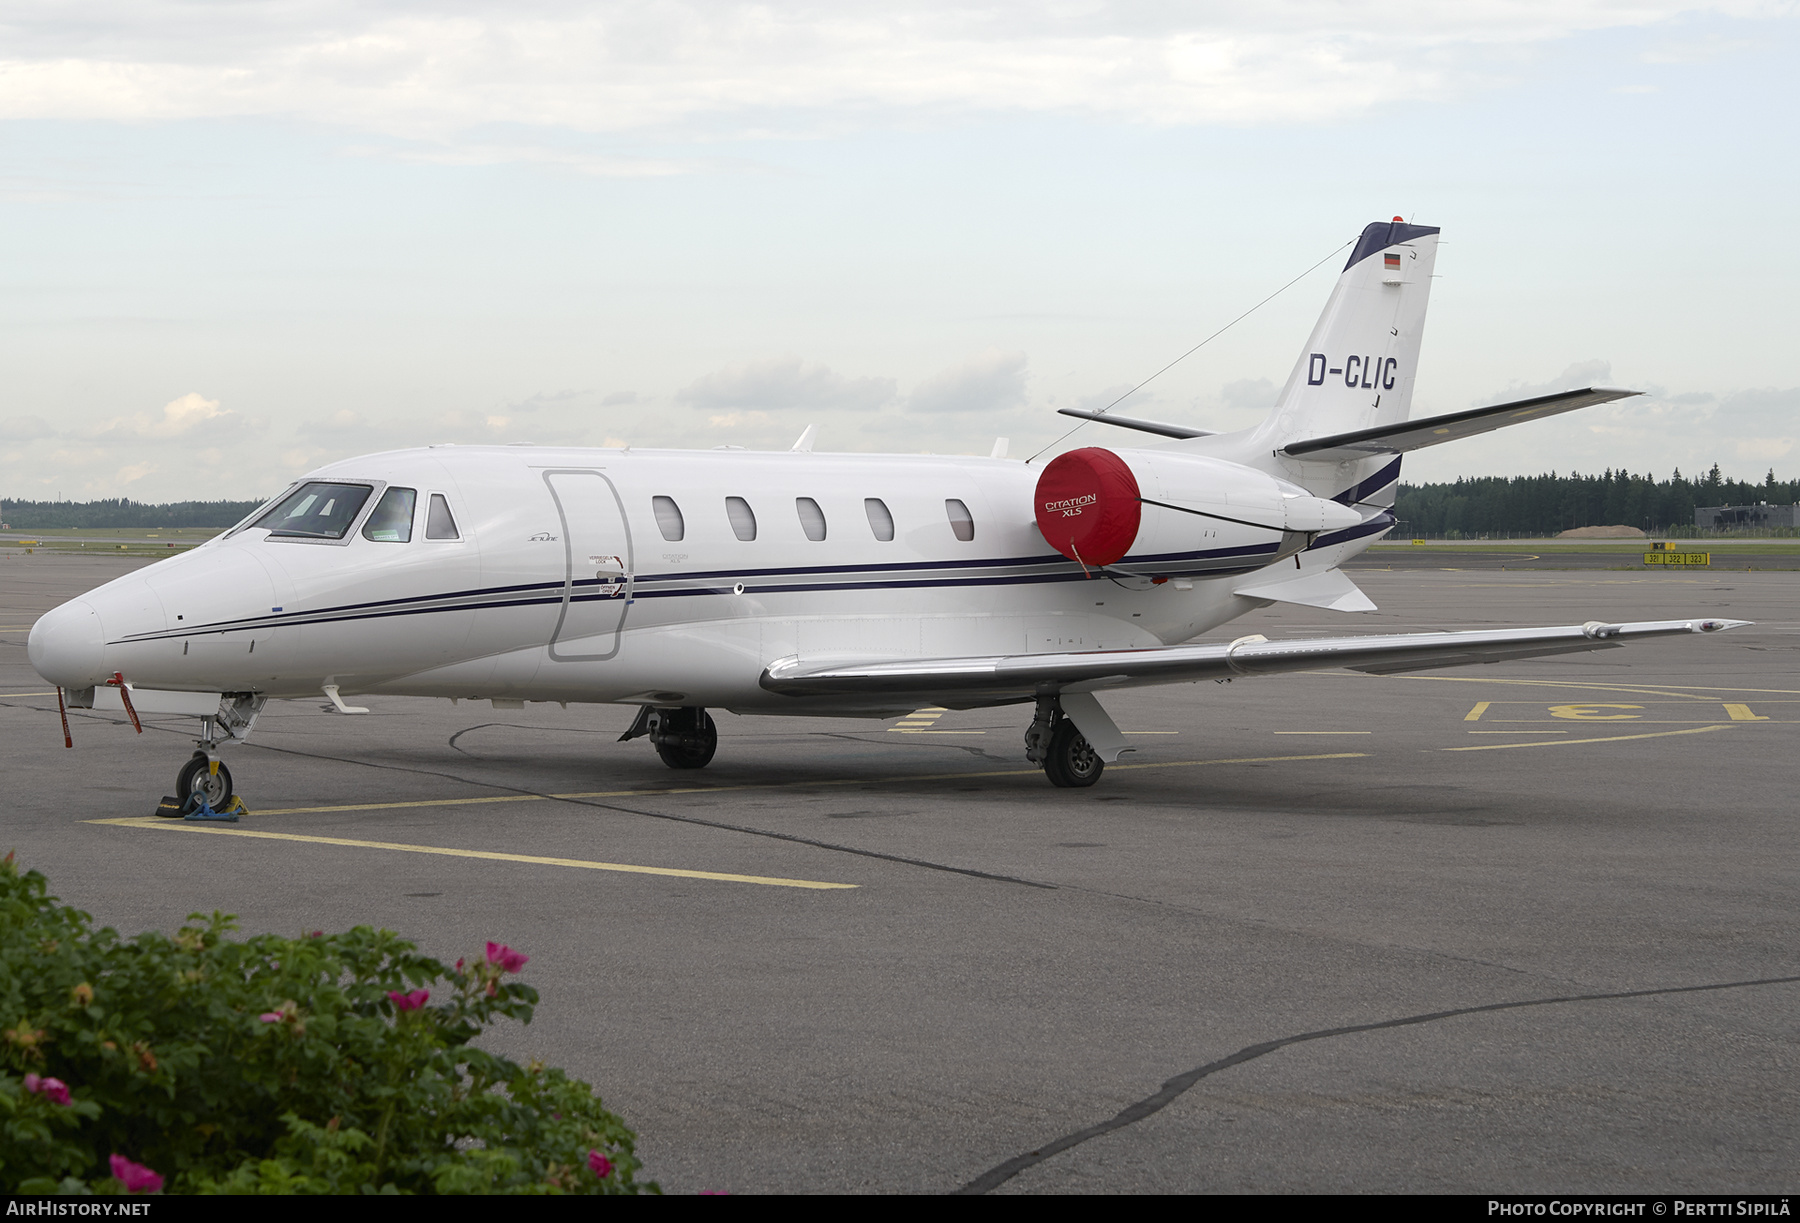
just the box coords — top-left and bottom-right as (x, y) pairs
(761, 618), (1747, 706)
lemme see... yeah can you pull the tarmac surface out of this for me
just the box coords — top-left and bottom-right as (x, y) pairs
(3, 550), (1797, 1194)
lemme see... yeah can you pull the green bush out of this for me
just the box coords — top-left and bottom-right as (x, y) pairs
(0, 852), (655, 1194)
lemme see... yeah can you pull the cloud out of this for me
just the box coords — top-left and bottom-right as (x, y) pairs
(909, 349), (1028, 415)
(678, 356), (895, 412)
(705, 410), (772, 429)
(504, 389), (588, 414)
(295, 408), (366, 438)
(0, 415), (56, 440)
(0, 3), (1768, 144)
(95, 391), (236, 440)
(148, 392), (229, 436)
(600, 391), (638, 407)
(1220, 377), (1279, 412)
(1713, 385), (1800, 430)
(1482, 359), (1613, 405)
(1712, 387), (1800, 462)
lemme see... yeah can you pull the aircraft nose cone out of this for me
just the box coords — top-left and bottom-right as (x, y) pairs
(28, 599), (106, 689)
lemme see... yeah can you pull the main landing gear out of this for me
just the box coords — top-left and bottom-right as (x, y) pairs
(620, 706), (718, 770)
(1025, 695), (1104, 788)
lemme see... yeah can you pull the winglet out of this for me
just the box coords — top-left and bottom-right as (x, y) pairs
(791, 424), (818, 453)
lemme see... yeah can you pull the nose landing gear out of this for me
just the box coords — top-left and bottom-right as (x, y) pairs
(620, 705), (719, 770)
(176, 752), (234, 811)
(156, 694), (263, 817)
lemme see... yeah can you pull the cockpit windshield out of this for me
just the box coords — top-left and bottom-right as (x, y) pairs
(253, 482), (375, 539)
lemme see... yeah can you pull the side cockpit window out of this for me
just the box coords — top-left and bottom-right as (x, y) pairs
(255, 481), (374, 540)
(425, 493), (461, 540)
(362, 487), (417, 542)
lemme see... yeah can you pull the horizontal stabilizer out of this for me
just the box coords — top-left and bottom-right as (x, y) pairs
(761, 618), (1746, 705)
(1237, 568), (1377, 612)
(1055, 408), (1212, 440)
(1282, 387), (1640, 462)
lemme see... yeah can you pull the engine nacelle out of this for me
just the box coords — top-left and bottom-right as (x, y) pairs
(1033, 446), (1365, 576)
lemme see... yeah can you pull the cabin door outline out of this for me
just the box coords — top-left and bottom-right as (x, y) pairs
(542, 469), (634, 662)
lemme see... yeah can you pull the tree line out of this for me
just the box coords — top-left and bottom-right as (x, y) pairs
(1394, 465), (1799, 538)
(0, 498), (266, 529)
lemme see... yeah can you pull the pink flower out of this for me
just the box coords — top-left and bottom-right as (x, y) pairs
(23, 1074), (72, 1106)
(109, 1155), (163, 1194)
(486, 942), (529, 973)
(259, 1012), (284, 1023)
(587, 1150), (612, 1179)
(388, 988), (430, 1011)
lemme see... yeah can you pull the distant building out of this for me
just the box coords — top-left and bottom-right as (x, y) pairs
(1695, 503), (1800, 529)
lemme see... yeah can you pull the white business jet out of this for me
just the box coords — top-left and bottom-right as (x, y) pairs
(29, 219), (1744, 805)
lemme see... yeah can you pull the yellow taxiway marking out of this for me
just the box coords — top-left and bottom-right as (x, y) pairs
(1389, 675), (1754, 702)
(206, 752), (1374, 819)
(1272, 730), (1371, 735)
(0, 691), (56, 697)
(1123, 730), (1179, 735)
(891, 706), (949, 731)
(1467, 730), (1568, 734)
(86, 818), (858, 890)
(1442, 725), (1734, 752)
(1464, 701), (1492, 721)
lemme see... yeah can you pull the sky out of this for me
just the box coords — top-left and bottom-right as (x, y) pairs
(1, 1), (1796, 503)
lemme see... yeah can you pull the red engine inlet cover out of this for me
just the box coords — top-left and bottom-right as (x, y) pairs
(1034, 447), (1143, 567)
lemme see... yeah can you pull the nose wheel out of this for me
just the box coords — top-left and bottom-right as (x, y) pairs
(176, 752), (234, 811)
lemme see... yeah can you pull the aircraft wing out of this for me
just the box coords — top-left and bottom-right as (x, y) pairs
(761, 618), (1746, 706)
(1281, 387), (1640, 462)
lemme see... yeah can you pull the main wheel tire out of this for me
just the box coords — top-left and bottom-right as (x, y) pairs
(176, 753), (234, 811)
(1043, 719), (1103, 788)
(655, 709), (718, 770)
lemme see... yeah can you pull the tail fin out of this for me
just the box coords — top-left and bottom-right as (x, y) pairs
(1251, 219), (1440, 455)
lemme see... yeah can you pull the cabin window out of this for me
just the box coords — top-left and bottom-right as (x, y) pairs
(425, 493), (460, 540)
(653, 495), (685, 542)
(726, 496), (758, 541)
(864, 498), (895, 542)
(361, 487), (416, 542)
(255, 481), (374, 540)
(796, 497), (827, 541)
(945, 498), (975, 542)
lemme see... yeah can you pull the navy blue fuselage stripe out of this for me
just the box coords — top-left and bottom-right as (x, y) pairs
(116, 470), (1384, 642)
(1331, 456), (1404, 506)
